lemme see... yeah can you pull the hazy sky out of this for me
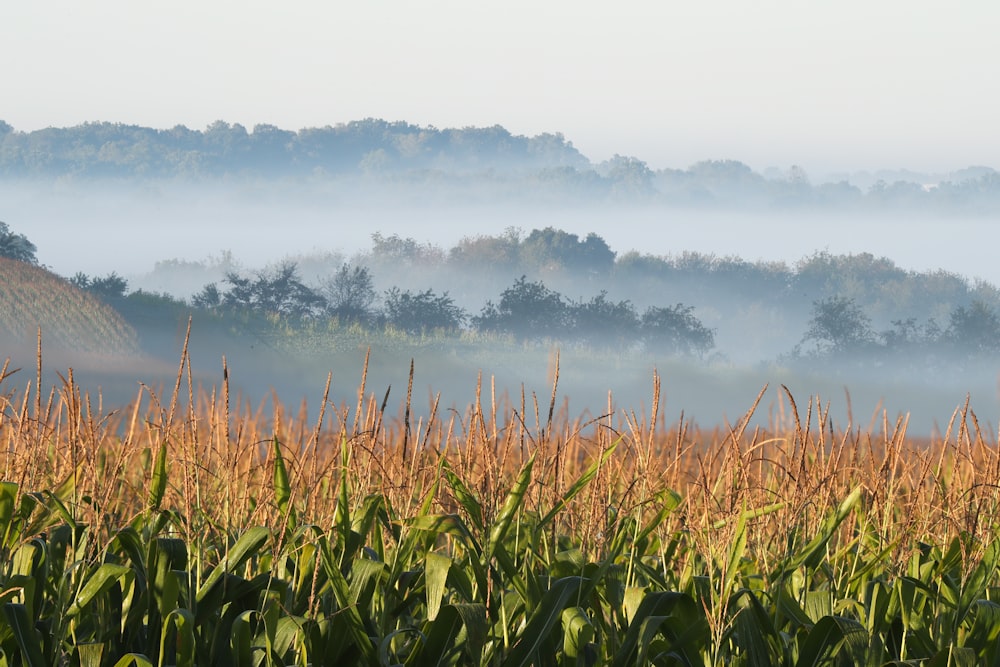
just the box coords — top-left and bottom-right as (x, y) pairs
(3, 1), (998, 175)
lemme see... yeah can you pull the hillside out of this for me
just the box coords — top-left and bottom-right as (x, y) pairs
(0, 257), (140, 360)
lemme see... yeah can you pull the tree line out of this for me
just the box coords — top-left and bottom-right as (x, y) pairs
(185, 264), (716, 356)
(6, 220), (1000, 365)
(2, 120), (999, 211)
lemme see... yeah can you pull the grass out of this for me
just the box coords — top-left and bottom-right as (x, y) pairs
(2, 338), (1000, 665)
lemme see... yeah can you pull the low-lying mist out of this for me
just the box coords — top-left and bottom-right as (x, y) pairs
(8, 179), (1000, 287)
(6, 178), (1000, 438)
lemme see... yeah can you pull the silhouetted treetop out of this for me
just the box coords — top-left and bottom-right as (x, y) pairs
(0, 221), (37, 264)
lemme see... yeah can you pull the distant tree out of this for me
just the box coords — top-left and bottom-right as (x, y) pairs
(384, 288), (465, 335)
(519, 227), (615, 275)
(191, 283), (223, 309)
(640, 304), (715, 357)
(369, 232), (444, 267)
(946, 300), (1000, 356)
(0, 221), (38, 264)
(473, 276), (569, 340)
(71, 271), (128, 301)
(321, 264), (377, 324)
(597, 154), (655, 197)
(570, 291), (639, 347)
(221, 262), (325, 318)
(879, 317), (941, 352)
(448, 227), (522, 271)
(799, 296), (875, 356)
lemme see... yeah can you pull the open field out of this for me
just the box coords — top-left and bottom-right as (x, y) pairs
(2, 343), (1000, 666)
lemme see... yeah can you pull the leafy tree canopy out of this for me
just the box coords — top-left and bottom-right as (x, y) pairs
(0, 221), (38, 264)
(384, 288), (465, 335)
(473, 276), (569, 341)
(321, 264), (377, 324)
(800, 296), (875, 356)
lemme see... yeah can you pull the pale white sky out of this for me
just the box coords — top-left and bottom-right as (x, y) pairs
(2, 1), (999, 174)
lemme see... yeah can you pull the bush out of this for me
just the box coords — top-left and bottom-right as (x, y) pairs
(640, 304), (715, 357)
(569, 291), (639, 347)
(473, 276), (569, 341)
(384, 288), (465, 335)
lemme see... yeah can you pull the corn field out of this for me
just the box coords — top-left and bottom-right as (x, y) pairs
(0, 259), (139, 357)
(2, 343), (1000, 666)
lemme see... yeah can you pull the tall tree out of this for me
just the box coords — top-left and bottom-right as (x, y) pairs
(321, 264), (377, 324)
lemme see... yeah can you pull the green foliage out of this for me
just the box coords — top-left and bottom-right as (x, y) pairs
(71, 271), (130, 302)
(0, 221), (37, 264)
(220, 262), (326, 319)
(519, 227), (616, 275)
(946, 300), (1000, 356)
(640, 303), (716, 357)
(473, 276), (570, 341)
(568, 291), (639, 347)
(321, 263), (377, 324)
(384, 287), (465, 335)
(799, 296), (875, 356)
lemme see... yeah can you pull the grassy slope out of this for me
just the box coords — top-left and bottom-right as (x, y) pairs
(0, 257), (142, 366)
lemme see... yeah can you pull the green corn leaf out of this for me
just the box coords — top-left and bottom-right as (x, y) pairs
(147, 441), (169, 511)
(632, 489), (683, 548)
(721, 506), (749, 604)
(501, 576), (585, 667)
(425, 552), (451, 622)
(76, 642), (105, 667)
(351, 494), (390, 543)
(272, 437), (293, 521)
(1, 603), (46, 667)
(611, 591), (706, 667)
(196, 526), (270, 604)
(408, 513), (488, 600)
(487, 455), (534, 562)
(12, 539), (46, 619)
(441, 464), (485, 535)
(348, 558), (386, 611)
(335, 435), (351, 537)
(158, 608), (195, 667)
(794, 615), (868, 667)
(408, 603), (487, 667)
(230, 610), (256, 667)
(316, 535), (378, 665)
(926, 646), (977, 667)
(561, 606), (595, 662)
(272, 615), (306, 664)
(43, 490), (78, 533)
(803, 591), (833, 624)
(381, 628), (424, 667)
(963, 599), (1000, 661)
(110, 528), (147, 573)
(778, 486), (863, 578)
(730, 591), (777, 667)
(0, 482), (18, 547)
(67, 563), (131, 616)
(112, 655), (154, 667)
(862, 578), (893, 637)
(958, 538), (1000, 624)
(624, 587), (646, 625)
(537, 439), (619, 532)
